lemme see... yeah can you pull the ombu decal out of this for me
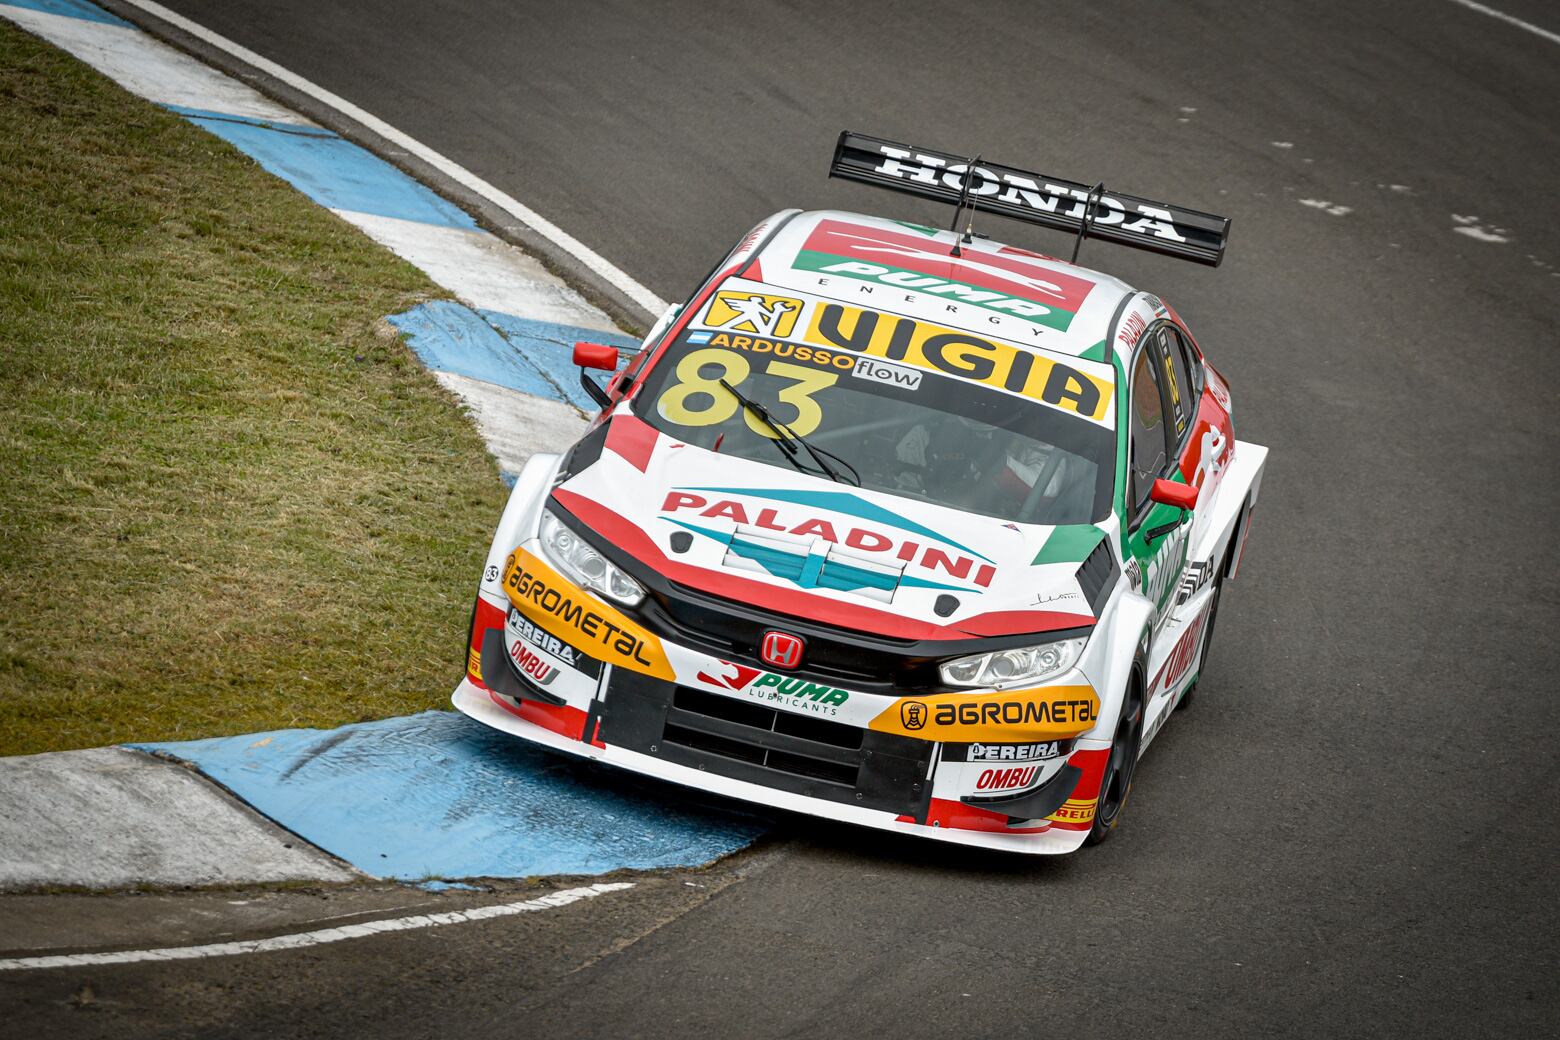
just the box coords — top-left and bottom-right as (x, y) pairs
(502, 549), (673, 680)
(803, 304), (1114, 423)
(975, 766), (1040, 792)
(871, 685), (1099, 741)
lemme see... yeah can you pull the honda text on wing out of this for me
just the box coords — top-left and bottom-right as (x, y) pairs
(453, 133), (1268, 853)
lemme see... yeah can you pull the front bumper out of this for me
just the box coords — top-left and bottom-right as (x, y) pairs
(459, 547), (1110, 855)
(455, 675), (1099, 855)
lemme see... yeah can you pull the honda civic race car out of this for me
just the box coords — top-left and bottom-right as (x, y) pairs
(453, 133), (1268, 853)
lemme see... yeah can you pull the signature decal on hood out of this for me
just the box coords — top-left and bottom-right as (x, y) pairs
(661, 488), (996, 598)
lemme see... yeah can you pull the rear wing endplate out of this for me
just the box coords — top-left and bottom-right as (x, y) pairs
(828, 131), (1231, 267)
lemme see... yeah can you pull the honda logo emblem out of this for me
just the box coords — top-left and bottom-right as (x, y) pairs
(759, 630), (805, 670)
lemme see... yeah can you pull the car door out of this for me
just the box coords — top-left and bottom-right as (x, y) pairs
(1122, 326), (1194, 633)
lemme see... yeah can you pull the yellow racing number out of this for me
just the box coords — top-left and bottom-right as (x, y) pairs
(756, 360), (837, 438)
(656, 347), (749, 428)
(656, 349), (839, 438)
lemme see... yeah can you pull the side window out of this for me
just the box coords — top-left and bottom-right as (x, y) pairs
(1129, 346), (1170, 518)
(1154, 328), (1194, 448)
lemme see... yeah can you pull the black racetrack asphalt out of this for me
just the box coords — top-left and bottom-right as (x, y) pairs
(7, 1), (1558, 1037)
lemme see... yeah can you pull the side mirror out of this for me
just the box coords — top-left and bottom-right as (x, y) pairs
(574, 341), (620, 371)
(1143, 479), (1198, 543)
(573, 341), (620, 409)
(1149, 479), (1198, 511)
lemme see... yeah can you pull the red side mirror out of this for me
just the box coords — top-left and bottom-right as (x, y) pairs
(1149, 478), (1199, 511)
(573, 341), (619, 371)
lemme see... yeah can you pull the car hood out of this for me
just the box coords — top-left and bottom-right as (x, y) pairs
(549, 413), (1109, 639)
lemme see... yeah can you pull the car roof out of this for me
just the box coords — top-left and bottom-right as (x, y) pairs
(746, 210), (1139, 366)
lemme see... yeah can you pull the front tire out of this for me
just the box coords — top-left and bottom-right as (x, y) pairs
(1085, 673), (1144, 846)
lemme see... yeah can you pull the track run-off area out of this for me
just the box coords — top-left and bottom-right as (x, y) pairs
(4, 0), (1558, 1037)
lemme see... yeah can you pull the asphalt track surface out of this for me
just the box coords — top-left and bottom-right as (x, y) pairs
(8, 1), (1559, 1037)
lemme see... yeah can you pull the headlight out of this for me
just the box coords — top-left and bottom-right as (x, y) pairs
(939, 637), (1086, 690)
(538, 508), (644, 606)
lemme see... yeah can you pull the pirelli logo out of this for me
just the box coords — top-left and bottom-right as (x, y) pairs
(1047, 798), (1098, 824)
(501, 549), (673, 681)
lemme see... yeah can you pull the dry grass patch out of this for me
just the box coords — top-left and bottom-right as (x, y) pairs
(0, 22), (507, 753)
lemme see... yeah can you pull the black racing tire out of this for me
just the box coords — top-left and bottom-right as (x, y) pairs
(1085, 672), (1144, 846)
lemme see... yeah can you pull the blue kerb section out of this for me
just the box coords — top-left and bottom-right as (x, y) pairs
(133, 712), (766, 880)
(1, 0), (130, 25)
(389, 301), (640, 411)
(390, 301), (562, 401)
(164, 105), (478, 230)
(163, 104), (327, 135)
(480, 309), (640, 413)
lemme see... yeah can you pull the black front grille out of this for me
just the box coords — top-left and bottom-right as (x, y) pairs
(600, 670), (934, 819)
(665, 687), (863, 787)
(638, 582), (933, 693)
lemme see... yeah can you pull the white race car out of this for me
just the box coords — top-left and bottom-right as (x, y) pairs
(454, 134), (1268, 853)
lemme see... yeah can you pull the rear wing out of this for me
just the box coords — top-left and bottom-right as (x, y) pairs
(828, 131), (1231, 267)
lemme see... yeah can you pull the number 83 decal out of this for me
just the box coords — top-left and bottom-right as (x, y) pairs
(656, 348), (838, 437)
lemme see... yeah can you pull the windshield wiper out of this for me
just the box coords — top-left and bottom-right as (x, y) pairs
(717, 379), (861, 486)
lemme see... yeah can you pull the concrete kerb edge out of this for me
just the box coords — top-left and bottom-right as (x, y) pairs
(123, 745), (371, 887)
(91, 0), (658, 338)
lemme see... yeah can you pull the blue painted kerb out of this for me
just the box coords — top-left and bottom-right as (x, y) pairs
(133, 712), (765, 880)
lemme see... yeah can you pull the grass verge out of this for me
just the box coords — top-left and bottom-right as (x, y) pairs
(0, 21), (507, 754)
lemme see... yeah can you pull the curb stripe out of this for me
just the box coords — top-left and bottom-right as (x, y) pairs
(2, 0), (126, 25)
(115, 0), (672, 318)
(169, 103), (479, 230)
(0, 883), (633, 972)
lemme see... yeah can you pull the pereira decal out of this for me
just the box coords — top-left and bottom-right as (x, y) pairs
(506, 608), (601, 678)
(502, 549), (673, 681)
(792, 218), (1097, 332)
(803, 303), (1114, 424)
(871, 685), (1100, 741)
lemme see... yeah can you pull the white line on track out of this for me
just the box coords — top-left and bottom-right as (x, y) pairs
(115, 0), (670, 318)
(1445, 0), (1560, 45)
(0, 883), (633, 972)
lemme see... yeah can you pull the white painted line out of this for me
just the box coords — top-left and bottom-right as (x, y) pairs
(1445, 0), (1560, 46)
(0, 883), (633, 972)
(116, 0), (671, 318)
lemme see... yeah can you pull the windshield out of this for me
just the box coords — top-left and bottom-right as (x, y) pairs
(633, 322), (1115, 525)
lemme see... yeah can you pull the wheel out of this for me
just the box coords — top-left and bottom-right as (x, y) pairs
(1085, 675), (1143, 846)
(1177, 553), (1226, 712)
